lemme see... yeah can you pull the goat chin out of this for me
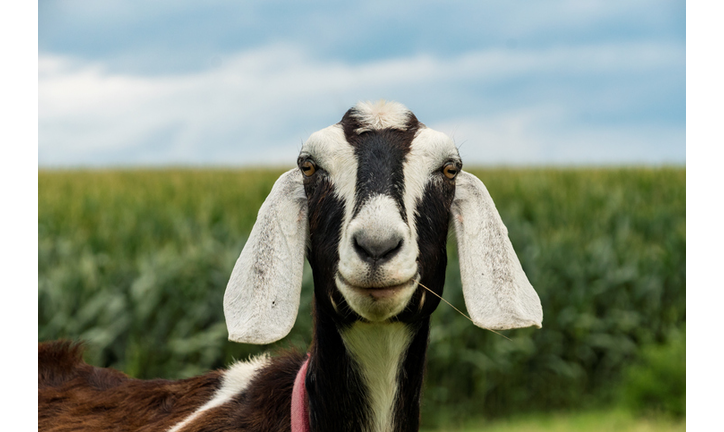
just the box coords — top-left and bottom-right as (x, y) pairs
(39, 100), (542, 432)
(335, 272), (420, 322)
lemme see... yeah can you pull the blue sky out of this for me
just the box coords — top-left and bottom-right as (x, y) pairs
(38, 0), (685, 167)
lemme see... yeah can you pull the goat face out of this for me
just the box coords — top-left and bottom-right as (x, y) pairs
(300, 102), (458, 323)
(224, 101), (542, 344)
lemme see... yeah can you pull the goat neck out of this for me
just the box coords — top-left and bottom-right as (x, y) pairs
(304, 305), (429, 432)
(298, 101), (454, 432)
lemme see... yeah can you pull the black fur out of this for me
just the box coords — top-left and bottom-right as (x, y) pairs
(306, 310), (369, 432)
(302, 164), (360, 328)
(298, 108), (455, 432)
(339, 108), (421, 223)
(395, 175), (457, 323)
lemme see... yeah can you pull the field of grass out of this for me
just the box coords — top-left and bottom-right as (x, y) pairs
(38, 167), (685, 424)
(424, 409), (685, 432)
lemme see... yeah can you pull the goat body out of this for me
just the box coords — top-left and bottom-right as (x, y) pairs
(39, 341), (303, 431)
(39, 101), (542, 432)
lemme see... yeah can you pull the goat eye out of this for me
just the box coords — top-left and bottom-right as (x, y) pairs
(443, 163), (458, 180)
(300, 160), (317, 177)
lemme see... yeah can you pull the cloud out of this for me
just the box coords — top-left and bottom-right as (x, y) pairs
(432, 110), (685, 166)
(38, 40), (684, 167)
(39, 0), (684, 75)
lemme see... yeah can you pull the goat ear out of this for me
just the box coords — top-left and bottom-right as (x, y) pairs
(224, 168), (309, 344)
(450, 170), (543, 330)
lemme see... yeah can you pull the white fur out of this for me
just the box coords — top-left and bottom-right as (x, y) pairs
(403, 127), (461, 216)
(338, 194), (418, 287)
(341, 322), (413, 432)
(300, 124), (358, 208)
(451, 171), (543, 329)
(351, 100), (412, 133)
(337, 194), (419, 321)
(224, 169), (308, 344)
(166, 355), (270, 432)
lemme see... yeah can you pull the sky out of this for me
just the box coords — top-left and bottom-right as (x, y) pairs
(38, 0), (685, 167)
(16, 2), (724, 425)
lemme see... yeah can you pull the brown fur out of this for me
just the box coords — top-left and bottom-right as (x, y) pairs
(38, 341), (305, 432)
(179, 351), (305, 432)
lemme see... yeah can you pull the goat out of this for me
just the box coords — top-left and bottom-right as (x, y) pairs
(38, 100), (543, 432)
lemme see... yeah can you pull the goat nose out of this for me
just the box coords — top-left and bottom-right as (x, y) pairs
(353, 231), (403, 264)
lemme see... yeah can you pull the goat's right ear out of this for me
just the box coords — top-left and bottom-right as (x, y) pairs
(224, 168), (308, 344)
(451, 170), (543, 331)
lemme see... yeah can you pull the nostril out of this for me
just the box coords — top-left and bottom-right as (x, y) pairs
(383, 239), (403, 259)
(353, 232), (403, 264)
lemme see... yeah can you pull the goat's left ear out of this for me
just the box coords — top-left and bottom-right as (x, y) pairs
(451, 170), (543, 330)
(224, 168), (308, 344)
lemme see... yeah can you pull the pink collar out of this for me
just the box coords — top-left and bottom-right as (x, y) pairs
(291, 356), (311, 432)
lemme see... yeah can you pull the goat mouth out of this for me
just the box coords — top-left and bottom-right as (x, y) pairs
(336, 273), (420, 300)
